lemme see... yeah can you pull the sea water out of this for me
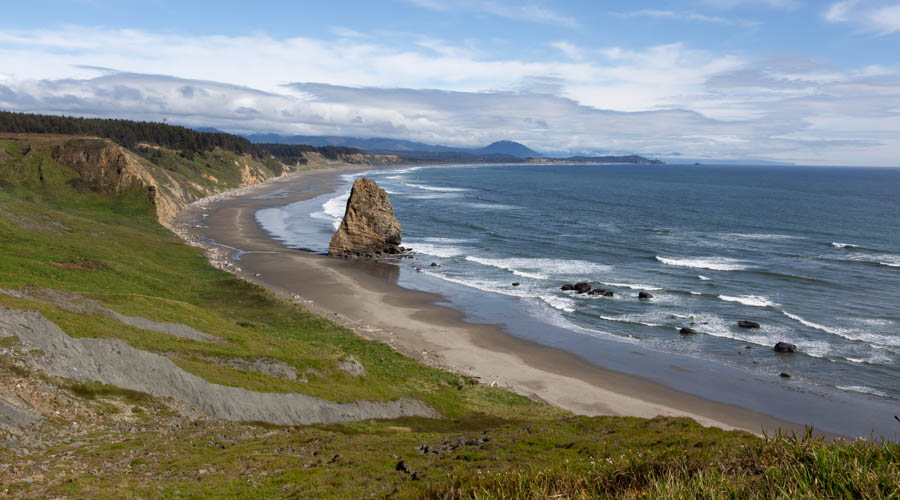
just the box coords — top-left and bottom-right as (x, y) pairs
(258, 164), (900, 420)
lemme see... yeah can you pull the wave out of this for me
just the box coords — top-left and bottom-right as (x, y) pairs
(836, 385), (889, 398)
(656, 256), (749, 271)
(466, 203), (522, 210)
(841, 253), (900, 268)
(599, 282), (663, 291)
(718, 295), (779, 307)
(408, 193), (464, 200)
(831, 242), (860, 249)
(465, 256), (611, 280)
(418, 271), (576, 313)
(698, 275), (712, 281)
(539, 295), (577, 313)
(723, 233), (796, 240)
(406, 183), (468, 192)
(311, 190), (351, 230)
(405, 241), (465, 258)
(599, 315), (664, 328)
(782, 311), (900, 348)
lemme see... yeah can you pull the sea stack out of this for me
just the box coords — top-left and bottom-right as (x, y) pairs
(329, 178), (403, 258)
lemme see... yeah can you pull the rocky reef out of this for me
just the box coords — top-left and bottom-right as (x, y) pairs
(329, 178), (403, 258)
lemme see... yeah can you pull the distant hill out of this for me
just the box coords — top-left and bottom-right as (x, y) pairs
(474, 140), (541, 158)
(245, 134), (542, 159)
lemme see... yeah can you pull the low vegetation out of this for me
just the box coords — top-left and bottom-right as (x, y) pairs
(0, 133), (897, 498)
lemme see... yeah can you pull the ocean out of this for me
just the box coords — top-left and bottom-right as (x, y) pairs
(256, 163), (900, 434)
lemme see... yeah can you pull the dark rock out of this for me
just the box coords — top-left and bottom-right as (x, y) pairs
(574, 282), (592, 294)
(328, 178), (402, 257)
(774, 342), (797, 353)
(396, 460), (410, 473)
(561, 284), (575, 291)
(511, 282), (520, 287)
(430, 262), (439, 267)
(638, 291), (654, 300)
(679, 327), (697, 335)
(779, 372), (791, 378)
(737, 320), (761, 329)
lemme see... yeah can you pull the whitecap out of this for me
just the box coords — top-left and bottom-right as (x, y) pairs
(782, 311), (900, 348)
(718, 295), (778, 307)
(406, 183), (468, 192)
(656, 256), (749, 271)
(722, 233), (795, 240)
(836, 385), (889, 397)
(599, 282), (663, 291)
(599, 315), (664, 328)
(405, 241), (465, 258)
(408, 193), (463, 200)
(831, 242), (859, 249)
(698, 275), (712, 281)
(539, 295), (577, 313)
(466, 203), (522, 210)
(690, 291), (702, 295)
(465, 256), (611, 280)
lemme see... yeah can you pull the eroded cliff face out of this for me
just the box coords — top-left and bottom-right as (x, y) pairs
(47, 138), (288, 228)
(328, 178), (403, 258)
(51, 139), (203, 226)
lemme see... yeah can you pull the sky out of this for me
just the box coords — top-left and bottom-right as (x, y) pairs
(1, 1), (899, 165)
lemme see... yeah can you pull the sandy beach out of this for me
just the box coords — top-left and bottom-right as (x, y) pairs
(172, 166), (808, 436)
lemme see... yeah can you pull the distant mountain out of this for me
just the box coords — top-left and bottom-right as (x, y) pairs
(473, 140), (541, 158)
(244, 134), (541, 159)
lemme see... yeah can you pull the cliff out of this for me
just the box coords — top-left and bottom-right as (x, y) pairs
(2, 134), (289, 228)
(328, 177), (402, 257)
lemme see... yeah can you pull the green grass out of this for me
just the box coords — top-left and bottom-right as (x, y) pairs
(1, 134), (897, 498)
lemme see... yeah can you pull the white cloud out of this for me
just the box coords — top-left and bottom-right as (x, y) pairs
(549, 41), (583, 60)
(614, 9), (758, 27)
(700, 0), (801, 8)
(0, 26), (898, 165)
(404, 0), (577, 27)
(824, 1), (900, 34)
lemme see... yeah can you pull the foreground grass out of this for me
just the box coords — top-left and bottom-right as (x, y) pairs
(1, 135), (897, 498)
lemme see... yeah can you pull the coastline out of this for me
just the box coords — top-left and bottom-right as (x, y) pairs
(170, 164), (816, 437)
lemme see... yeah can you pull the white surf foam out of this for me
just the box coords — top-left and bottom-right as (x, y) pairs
(465, 256), (611, 280)
(698, 275), (712, 281)
(690, 291), (702, 295)
(311, 190), (351, 230)
(405, 242), (465, 258)
(599, 315), (664, 328)
(466, 203), (522, 210)
(599, 282), (663, 291)
(831, 242), (859, 249)
(782, 311), (900, 348)
(845, 253), (900, 268)
(418, 271), (576, 313)
(718, 295), (779, 307)
(406, 183), (468, 192)
(539, 295), (577, 313)
(723, 233), (795, 240)
(408, 193), (463, 200)
(836, 385), (889, 397)
(656, 256), (749, 271)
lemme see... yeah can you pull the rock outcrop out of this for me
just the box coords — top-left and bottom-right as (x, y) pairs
(774, 342), (797, 353)
(329, 178), (402, 257)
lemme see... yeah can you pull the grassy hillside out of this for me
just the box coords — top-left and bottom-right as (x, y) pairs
(0, 135), (897, 498)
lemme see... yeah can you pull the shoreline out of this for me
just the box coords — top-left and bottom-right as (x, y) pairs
(170, 164), (817, 437)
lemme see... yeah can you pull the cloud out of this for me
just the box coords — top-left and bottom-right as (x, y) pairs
(0, 26), (897, 165)
(549, 41), (583, 60)
(614, 9), (758, 27)
(700, 0), (801, 8)
(824, 1), (900, 34)
(404, 0), (577, 27)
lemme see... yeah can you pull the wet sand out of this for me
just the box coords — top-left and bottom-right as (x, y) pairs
(173, 166), (808, 436)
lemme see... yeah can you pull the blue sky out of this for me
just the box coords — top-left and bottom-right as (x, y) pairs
(1, 0), (899, 164)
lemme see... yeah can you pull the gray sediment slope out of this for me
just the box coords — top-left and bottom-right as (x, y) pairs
(0, 307), (437, 425)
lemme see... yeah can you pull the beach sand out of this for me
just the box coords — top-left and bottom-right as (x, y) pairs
(173, 166), (803, 436)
